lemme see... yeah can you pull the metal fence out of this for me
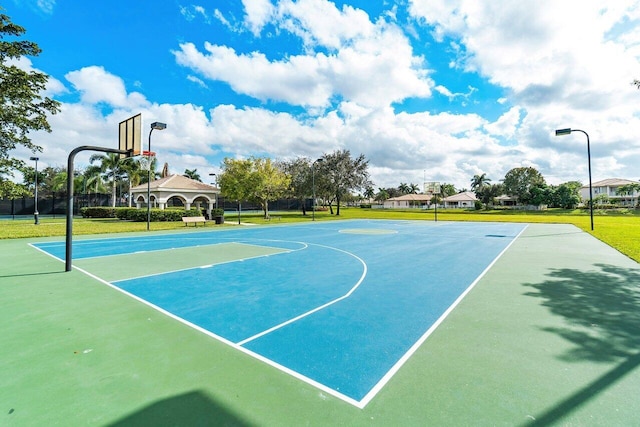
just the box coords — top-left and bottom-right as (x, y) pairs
(1, 195), (311, 219)
(0, 194), (112, 218)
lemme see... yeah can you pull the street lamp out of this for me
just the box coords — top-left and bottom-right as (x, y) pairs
(312, 158), (323, 221)
(147, 122), (166, 231)
(209, 172), (218, 219)
(555, 128), (594, 230)
(29, 156), (39, 225)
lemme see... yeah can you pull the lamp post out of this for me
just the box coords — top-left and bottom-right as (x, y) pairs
(209, 172), (218, 220)
(555, 128), (594, 230)
(312, 158), (323, 221)
(147, 122), (166, 231)
(29, 156), (39, 225)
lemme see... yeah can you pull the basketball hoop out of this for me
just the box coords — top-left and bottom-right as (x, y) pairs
(139, 150), (155, 171)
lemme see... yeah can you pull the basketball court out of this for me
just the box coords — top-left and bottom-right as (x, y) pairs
(2, 220), (640, 425)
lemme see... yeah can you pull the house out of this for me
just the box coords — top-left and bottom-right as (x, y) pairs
(443, 191), (477, 208)
(581, 178), (640, 206)
(496, 194), (518, 206)
(383, 193), (433, 209)
(130, 174), (220, 218)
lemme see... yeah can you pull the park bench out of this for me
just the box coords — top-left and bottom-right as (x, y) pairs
(182, 216), (207, 227)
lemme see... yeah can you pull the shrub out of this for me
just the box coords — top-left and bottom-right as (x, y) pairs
(115, 208), (138, 220)
(83, 207), (203, 222)
(81, 207), (118, 218)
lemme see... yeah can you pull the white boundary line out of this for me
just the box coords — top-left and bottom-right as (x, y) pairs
(34, 237), (368, 408)
(356, 224), (529, 407)
(236, 242), (367, 346)
(28, 221), (528, 409)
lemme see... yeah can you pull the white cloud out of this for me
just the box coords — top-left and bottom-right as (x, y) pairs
(409, 0), (640, 107)
(174, 1), (432, 109)
(276, 0), (373, 49)
(186, 75), (208, 88)
(242, 0), (275, 36)
(17, 2), (640, 191)
(65, 66), (149, 109)
(15, 0), (56, 15)
(484, 107), (521, 138)
(408, 0), (640, 185)
(37, 0), (56, 14)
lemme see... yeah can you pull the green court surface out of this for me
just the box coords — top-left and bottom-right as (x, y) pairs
(2, 223), (640, 426)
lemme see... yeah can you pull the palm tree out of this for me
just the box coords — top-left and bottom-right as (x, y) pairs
(409, 183), (420, 194)
(375, 188), (390, 202)
(398, 182), (411, 195)
(84, 165), (106, 206)
(471, 173), (491, 192)
(184, 168), (202, 182)
(363, 186), (375, 201)
(89, 152), (125, 207)
(121, 158), (145, 207)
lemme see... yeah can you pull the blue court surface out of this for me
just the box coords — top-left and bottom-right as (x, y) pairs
(33, 219), (527, 407)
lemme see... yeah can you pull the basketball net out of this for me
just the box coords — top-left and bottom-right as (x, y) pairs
(139, 151), (155, 171)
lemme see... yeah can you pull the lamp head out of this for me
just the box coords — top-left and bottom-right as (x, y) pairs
(150, 122), (167, 131)
(555, 128), (572, 136)
(29, 156), (39, 161)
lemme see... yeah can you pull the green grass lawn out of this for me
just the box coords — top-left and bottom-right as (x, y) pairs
(3, 207), (640, 262)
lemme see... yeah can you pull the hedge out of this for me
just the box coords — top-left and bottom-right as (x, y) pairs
(81, 207), (204, 222)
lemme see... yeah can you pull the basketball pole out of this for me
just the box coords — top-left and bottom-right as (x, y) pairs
(65, 146), (129, 272)
(147, 122), (167, 231)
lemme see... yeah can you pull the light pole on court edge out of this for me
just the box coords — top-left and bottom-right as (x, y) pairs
(312, 158), (323, 221)
(147, 122), (166, 231)
(555, 128), (593, 231)
(30, 156), (39, 225)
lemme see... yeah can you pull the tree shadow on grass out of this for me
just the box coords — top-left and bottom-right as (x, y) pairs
(522, 263), (640, 425)
(107, 390), (257, 427)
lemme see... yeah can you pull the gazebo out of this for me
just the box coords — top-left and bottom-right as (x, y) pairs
(130, 174), (220, 218)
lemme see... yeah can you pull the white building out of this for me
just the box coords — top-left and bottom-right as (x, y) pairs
(581, 178), (640, 206)
(443, 191), (477, 208)
(130, 174), (220, 217)
(383, 194), (433, 209)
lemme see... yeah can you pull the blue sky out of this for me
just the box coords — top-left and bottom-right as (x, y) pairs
(6, 0), (640, 189)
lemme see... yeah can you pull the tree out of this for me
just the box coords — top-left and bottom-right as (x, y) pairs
(472, 183), (501, 206)
(183, 168), (201, 182)
(616, 183), (640, 197)
(440, 183), (457, 197)
(0, 12), (60, 197)
(374, 188), (390, 202)
(121, 158), (145, 207)
(470, 173), (491, 192)
(398, 182), (410, 195)
(363, 186), (375, 200)
(502, 167), (546, 205)
(316, 150), (371, 216)
(279, 157), (312, 215)
(83, 164), (107, 206)
(552, 182), (581, 209)
(89, 152), (126, 207)
(250, 157), (290, 219)
(218, 158), (259, 224)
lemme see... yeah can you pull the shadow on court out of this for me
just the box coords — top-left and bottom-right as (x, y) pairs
(0, 270), (64, 279)
(107, 390), (257, 427)
(522, 263), (640, 426)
